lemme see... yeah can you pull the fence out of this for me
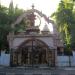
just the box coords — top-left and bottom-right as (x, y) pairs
(0, 51), (75, 67)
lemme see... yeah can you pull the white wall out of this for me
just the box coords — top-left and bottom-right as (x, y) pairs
(0, 51), (10, 66)
(71, 51), (75, 66)
(57, 56), (69, 66)
(57, 51), (75, 67)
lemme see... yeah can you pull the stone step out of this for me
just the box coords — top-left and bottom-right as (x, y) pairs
(0, 67), (75, 75)
(0, 72), (75, 75)
(0, 72), (52, 75)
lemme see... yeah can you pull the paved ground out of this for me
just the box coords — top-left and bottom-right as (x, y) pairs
(0, 67), (75, 75)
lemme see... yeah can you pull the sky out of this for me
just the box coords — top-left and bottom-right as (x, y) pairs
(1, 0), (60, 16)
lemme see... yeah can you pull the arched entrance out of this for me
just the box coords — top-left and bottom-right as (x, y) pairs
(12, 39), (53, 67)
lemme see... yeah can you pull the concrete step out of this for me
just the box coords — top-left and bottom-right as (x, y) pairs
(0, 67), (75, 75)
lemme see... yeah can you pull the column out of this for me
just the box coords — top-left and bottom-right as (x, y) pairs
(18, 53), (21, 65)
(10, 49), (13, 66)
(28, 52), (30, 64)
(53, 46), (57, 66)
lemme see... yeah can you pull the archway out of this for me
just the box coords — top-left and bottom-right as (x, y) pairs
(11, 8), (58, 35)
(12, 39), (53, 67)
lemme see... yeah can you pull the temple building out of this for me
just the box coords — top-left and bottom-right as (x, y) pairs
(7, 5), (63, 67)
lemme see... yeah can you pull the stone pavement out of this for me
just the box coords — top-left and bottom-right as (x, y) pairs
(0, 67), (75, 75)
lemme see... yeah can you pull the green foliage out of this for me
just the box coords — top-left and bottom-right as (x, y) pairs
(51, 0), (75, 50)
(0, 6), (10, 50)
(0, 2), (25, 50)
(64, 44), (72, 55)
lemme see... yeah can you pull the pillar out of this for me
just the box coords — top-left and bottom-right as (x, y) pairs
(10, 49), (14, 67)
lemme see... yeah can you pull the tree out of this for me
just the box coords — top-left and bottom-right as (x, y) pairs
(0, 1), (24, 51)
(0, 5), (9, 50)
(51, 0), (75, 45)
